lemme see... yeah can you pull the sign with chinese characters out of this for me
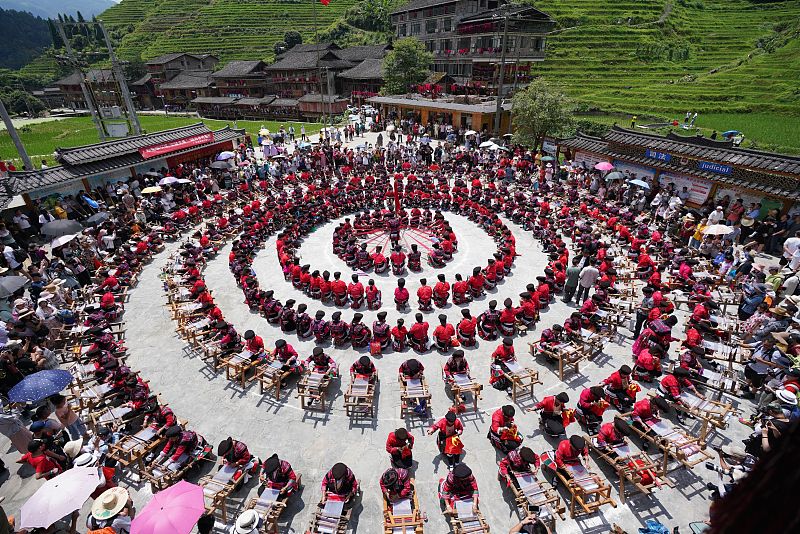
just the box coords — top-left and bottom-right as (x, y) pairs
(139, 132), (215, 159)
(659, 172), (712, 206)
(645, 149), (671, 162)
(697, 161), (732, 175)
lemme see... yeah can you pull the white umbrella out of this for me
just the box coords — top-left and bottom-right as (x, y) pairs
(465, 130), (477, 137)
(216, 151), (236, 161)
(176, 178), (193, 184)
(51, 233), (78, 248)
(479, 141), (496, 148)
(159, 176), (179, 186)
(703, 224), (734, 236)
(19, 466), (100, 530)
(386, 124), (396, 132)
(260, 139), (272, 146)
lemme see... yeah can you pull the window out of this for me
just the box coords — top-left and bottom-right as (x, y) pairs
(426, 40), (436, 52)
(519, 36), (529, 50)
(458, 37), (471, 51)
(398, 24), (407, 36)
(439, 39), (452, 52)
(479, 0), (487, 8)
(426, 19), (437, 34)
(411, 22), (421, 35)
(443, 18), (452, 32)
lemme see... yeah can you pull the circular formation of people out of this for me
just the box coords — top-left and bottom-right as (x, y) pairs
(1, 121), (799, 534)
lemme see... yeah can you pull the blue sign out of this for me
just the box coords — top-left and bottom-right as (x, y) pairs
(645, 149), (671, 162)
(697, 161), (733, 175)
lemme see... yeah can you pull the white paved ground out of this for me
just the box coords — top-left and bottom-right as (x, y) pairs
(0, 133), (755, 532)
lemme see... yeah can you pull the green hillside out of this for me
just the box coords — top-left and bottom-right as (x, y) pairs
(99, 0), (358, 63)
(529, 0), (800, 116)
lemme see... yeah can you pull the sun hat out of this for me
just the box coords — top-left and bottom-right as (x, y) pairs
(91, 487), (129, 520)
(74, 453), (96, 467)
(63, 438), (83, 459)
(775, 389), (797, 405)
(234, 510), (260, 534)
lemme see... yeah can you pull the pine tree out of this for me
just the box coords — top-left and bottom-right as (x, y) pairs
(48, 19), (63, 48)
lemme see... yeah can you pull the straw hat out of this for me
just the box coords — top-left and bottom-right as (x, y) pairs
(91, 487), (129, 520)
(63, 438), (83, 459)
(234, 510), (260, 534)
(741, 216), (755, 227)
(769, 307), (790, 317)
(74, 452), (96, 467)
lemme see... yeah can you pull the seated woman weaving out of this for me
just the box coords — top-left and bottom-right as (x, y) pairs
(321, 462), (359, 508)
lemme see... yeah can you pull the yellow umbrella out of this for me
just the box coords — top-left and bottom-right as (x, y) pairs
(141, 186), (162, 194)
(259, 128), (270, 137)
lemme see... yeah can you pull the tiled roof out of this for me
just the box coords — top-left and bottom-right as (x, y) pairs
(4, 127), (243, 207)
(278, 43), (340, 56)
(459, 5), (555, 24)
(146, 53), (186, 65)
(391, 0), (455, 14)
(605, 126), (800, 175)
(560, 131), (800, 201)
(212, 60), (266, 78)
(336, 45), (391, 63)
(368, 95), (503, 114)
(54, 123), (213, 165)
(266, 98), (299, 107)
(192, 96), (240, 105)
(55, 69), (115, 86)
(265, 51), (353, 71)
(338, 58), (385, 80)
(298, 94), (346, 103)
(130, 73), (153, 86)
(146, 52), (218, 65)
(234, 98), (264, 106)
(158, 71), (213, 90)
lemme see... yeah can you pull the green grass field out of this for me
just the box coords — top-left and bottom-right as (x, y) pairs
(0, 115), (322, 169)
(576, 111), (800, 154)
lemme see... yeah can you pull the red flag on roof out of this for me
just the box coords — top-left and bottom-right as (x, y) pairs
(320, 0), (330, 5)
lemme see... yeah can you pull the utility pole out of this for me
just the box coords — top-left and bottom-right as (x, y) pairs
(54, 19), (107, 140)
(312, 0), (328, 134)
(326, 67), (336, 133)
(99, 21), (142, 135)
(493, 9), (510, 136)
(0, 97), (35, 171)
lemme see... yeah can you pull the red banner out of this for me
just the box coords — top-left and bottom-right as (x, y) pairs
(139, 132), (215, 159)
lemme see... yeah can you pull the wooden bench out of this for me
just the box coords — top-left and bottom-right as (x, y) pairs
(547, 457), (617, 518)
(624, 415), (713, 476)
(245, 487), (287, 534)
(498, 360), (540, 404)
(506, 470), (564, 531)
(255, 358), (291, 399)
(308, 498), (350, 534)
(448, 497), (490, 534)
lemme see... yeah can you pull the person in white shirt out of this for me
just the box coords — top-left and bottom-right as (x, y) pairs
(12, 210), (32, 237)
(576, 260), (600, 303)
(708, 206), (724, 225)
(3, 244), (21, 271)
(782, 231), (800, 262)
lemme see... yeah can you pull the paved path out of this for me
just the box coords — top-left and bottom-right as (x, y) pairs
(0, 207), (752, 533)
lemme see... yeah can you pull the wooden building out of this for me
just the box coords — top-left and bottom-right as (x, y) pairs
(368, 95), (511, 133)
(390, 0), (555, 94)
(145, 53), (219, 86)
(212, 60), (269, 98)
(559, 126), (800, 212)
(55, 70), (119, 110)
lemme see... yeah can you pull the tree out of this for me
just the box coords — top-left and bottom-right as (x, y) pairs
(284, 31), (302, 49)
(511, 78), (574, 151)
(381, 38), (432, 95)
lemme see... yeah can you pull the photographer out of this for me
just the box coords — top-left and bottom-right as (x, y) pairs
(743, 402), (791, 458)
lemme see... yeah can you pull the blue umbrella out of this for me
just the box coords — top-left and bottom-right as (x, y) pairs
(722, 130), (740, 137)
(628, 179), (650, 189)
(9, 370), (74, 403)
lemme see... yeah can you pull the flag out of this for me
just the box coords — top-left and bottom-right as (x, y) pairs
(320, 0), (330, 5)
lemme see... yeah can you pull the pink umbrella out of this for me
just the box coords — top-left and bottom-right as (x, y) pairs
(594, 161), (614, 171)
(131, 480), (205, 534)
(19, 466), (100, 530)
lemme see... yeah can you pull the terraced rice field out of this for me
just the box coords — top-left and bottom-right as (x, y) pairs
(100, 0), (356, 63)
(532, 0), (800, 116)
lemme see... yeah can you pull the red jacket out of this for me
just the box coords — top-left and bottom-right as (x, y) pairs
(348, 282), (364, 298)
(433, 324), (455, 342)
(555, 439), (588, 468)
(490, 409), (513, 433)
(417, 286), (433, 301)
(385, 431), (415, 456)
(492, 344), (515, 362)
(433, 282), (450, 298)
(409, 322), (429, 341)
